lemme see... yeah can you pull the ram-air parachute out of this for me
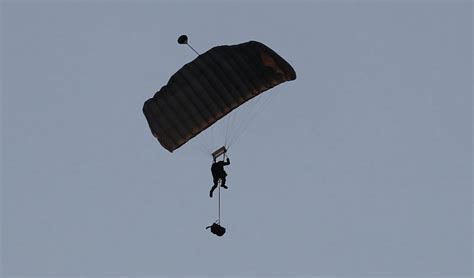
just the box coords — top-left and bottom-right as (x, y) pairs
(143, 36), (296, 153)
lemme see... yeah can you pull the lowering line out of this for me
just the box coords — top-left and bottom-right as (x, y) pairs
(206, 151), (227, 236)
(217, 151), (226, 225)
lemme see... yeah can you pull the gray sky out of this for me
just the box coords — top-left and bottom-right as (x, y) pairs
(1, 0), (472, 277)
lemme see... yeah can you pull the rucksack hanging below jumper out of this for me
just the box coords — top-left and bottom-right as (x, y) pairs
(206, 222), (226, 237)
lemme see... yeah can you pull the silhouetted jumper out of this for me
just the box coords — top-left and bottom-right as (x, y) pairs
(210, 157), (230, 198)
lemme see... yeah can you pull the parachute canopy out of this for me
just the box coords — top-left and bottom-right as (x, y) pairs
(143, 40), (296, 152)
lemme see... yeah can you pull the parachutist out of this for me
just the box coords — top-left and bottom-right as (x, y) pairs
(210, 157), (230, 198)
(141, 39), (296, 233)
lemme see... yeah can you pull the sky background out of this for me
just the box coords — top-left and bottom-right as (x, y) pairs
(1, 0), (472, 277)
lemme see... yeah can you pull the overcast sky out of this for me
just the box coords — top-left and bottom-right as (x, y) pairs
(2, 0), (472, 277)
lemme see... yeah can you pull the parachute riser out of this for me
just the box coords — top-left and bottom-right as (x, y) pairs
(212, 146), (227, 162)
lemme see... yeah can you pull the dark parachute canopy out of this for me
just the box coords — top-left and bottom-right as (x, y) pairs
(143, 40), (296, 152)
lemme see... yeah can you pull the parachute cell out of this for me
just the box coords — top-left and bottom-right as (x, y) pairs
(143, 41), (296, 152)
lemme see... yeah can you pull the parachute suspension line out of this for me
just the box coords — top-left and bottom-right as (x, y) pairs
(229, 93), (270, 146)
(230, 94), (267, 142)
(224, 107), (237, 148)
(208, 106), (237, 152)
(225, 94), (258, 148)
(198, 141), (212, 157)
(231, 89), (281, 147)
(211, 117), (219, 150)
(193, 142), (208, 157)
(230, 93), (273, 148)
(227, 89), (282, 149)
(188, 124), (213, 157)
(224, 110), (232, 147)
(197, 117), (217, 154)
(196, 126), (214, 156)
(192, 88), (282, 155)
